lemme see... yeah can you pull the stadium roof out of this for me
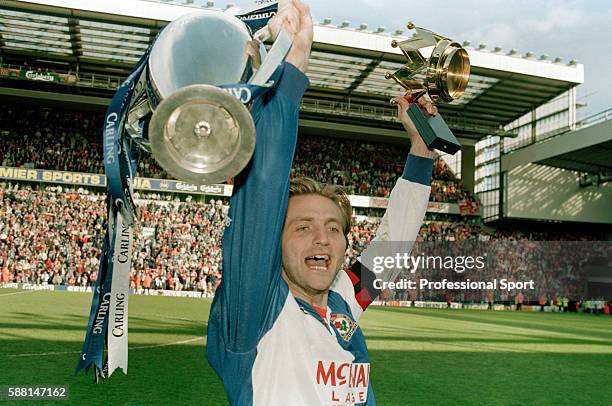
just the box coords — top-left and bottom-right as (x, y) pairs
(0, 0), (585, 144)
(502, 112), (612, 176)
(537, 141), (612, 175)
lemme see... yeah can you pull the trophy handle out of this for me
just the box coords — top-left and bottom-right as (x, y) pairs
(407, 104), (461, 155)
(249, 28), (293, 86)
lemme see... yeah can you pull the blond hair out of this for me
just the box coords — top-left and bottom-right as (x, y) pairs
(289, 177), (352, 237)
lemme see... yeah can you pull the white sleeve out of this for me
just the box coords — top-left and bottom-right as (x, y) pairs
(331, 176), (431, 320)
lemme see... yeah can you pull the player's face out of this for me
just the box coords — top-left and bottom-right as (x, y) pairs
(282, 194), (347, 297)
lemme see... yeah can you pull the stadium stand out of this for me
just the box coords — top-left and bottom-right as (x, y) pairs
(0, 105), (477, 203)
(2, 179), (607, 312)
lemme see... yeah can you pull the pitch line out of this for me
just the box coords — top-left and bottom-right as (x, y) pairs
(130, 313), (203, 323)
(6, 336), (204, 358)
(130, 336), (203, 350)
(0, 290), (37, 297)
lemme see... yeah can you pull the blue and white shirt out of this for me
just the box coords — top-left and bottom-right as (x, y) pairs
(207, 62), (433, 405)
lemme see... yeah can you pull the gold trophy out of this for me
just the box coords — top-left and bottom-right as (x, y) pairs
(386, 22), (470, 155)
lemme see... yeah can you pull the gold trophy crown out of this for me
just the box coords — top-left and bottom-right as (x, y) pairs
(386, 22), (470, 103)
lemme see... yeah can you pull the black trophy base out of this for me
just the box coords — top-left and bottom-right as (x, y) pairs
(408, 104), (461, 155)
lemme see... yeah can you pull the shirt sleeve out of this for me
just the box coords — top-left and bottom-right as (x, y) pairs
(211, 63), (309, 353)
(331, 154), (433, 320)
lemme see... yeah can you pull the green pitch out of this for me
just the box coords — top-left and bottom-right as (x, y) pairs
(1, 289), (611, 405)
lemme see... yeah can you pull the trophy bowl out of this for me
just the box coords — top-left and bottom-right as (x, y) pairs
(125, 10), (266, 185)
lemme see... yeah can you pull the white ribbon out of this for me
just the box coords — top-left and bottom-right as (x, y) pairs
(107, 210), (133, 376)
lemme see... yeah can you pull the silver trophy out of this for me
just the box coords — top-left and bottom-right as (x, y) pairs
(125, 7), (291, 184)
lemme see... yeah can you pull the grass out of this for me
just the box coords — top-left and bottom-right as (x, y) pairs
(1, 288), (611, 405)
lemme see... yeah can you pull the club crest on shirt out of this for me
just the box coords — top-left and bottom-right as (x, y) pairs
(330, 313), (357, 342)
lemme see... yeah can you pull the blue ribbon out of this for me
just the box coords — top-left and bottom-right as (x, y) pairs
(103, 50), (150, 227)
(236, 2), (278, 32)
(219, 65), (283, 105)
(235, 2), (279, 33)
(75, 205), (121, 376)
(75, 231), (108, 374)
(75, 50), (150, 378)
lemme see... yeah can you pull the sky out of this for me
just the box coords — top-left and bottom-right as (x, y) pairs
(215, 0), (612, 120)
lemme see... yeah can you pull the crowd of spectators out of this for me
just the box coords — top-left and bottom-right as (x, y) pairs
(0, 105), (478, 204)
(350, 216), (605, 303)
(2, 183), (606, 305)
(291, 135), (474, 202)
(0, 107), (104, 174)
(0, 184), (105, 289)
(0, 184), (224, 297)
(409, 239), (604, 304)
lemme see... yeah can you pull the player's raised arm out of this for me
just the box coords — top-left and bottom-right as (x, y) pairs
(207, 0), (312, 358)
(370, 95), (435, 245)
(332, 96), (435, 318)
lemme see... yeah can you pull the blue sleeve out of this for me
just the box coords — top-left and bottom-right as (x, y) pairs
(402, 154), (434, 185)
(212, 63), (309, 353)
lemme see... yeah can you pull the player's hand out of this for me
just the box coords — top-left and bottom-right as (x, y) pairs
(392, 95), (437, 158)
(268, 0), (313, 73)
